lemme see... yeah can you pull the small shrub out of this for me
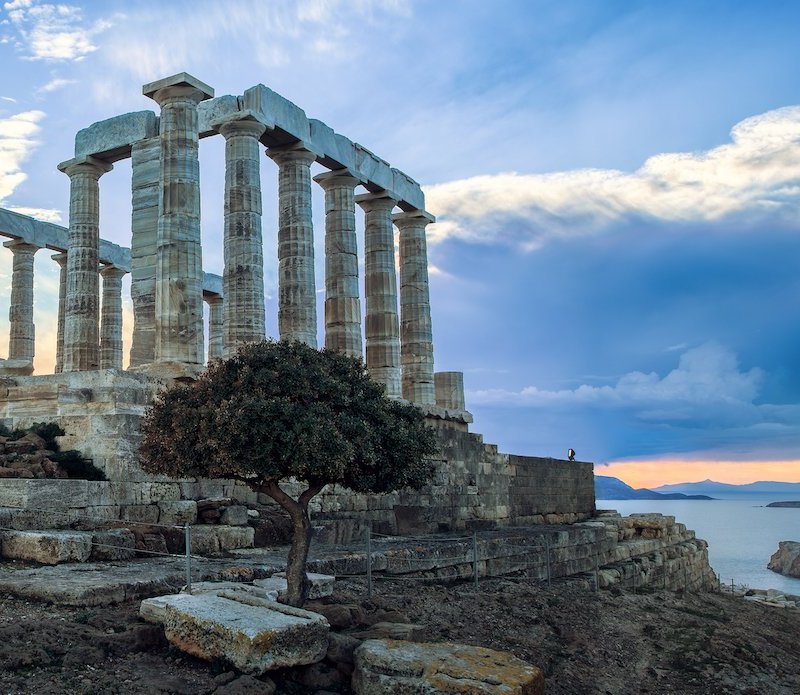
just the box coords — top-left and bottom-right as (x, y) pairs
(28, 422), (66, 451)
(50, 450), (106, 481)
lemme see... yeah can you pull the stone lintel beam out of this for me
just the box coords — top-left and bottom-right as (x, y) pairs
(210, 108), (274, 133)
(74, 111), (158, 162)
(197, 94), (242, 138)
(143, 72), (214, 101)
(243, 83), (423, 210)
(314, 169), (363, 358)
(356, 190), (401, 398)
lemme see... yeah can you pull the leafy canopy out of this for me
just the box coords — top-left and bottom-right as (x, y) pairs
(139, 340), (437, 492)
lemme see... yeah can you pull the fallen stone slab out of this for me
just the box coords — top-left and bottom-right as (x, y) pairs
(90, 528), (136, 561)
(180, 581), (280, 602)
(1, 529), (92, 564)
(352, 639), (545, 694)
(162, 591), (329, 674)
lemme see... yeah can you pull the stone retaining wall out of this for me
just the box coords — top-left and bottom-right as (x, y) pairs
(0, 372), (596, 538)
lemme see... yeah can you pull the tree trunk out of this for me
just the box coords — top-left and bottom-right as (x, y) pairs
(259, 480), (322, 607)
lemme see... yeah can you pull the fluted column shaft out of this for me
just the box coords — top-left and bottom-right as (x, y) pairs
(149, 85), (208, 365)
(268, 145), (318, 347)
(218, 117), (268, 356)
(206, 294), (223, 361)
(129, 136), (160, 367)
(57, 156), (112, 372)
(314, 170), (362, 358)
(4, 240), (37, 365)
(100, 265), (125, 369)
(356, 192), (401, 398)
(52, 252), (67, 373)
(395, 210), (436, 404)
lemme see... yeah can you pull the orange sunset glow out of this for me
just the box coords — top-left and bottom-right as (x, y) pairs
(597, 459), (800, 489)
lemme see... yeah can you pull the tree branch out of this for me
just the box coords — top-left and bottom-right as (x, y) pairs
(299, 483), (324, 509)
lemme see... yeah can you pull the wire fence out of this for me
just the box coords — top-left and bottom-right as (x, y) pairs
(0, 507), (723, 599)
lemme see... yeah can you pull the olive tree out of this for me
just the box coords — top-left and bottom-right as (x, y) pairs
(139, 340), (438, 606)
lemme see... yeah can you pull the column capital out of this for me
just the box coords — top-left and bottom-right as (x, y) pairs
(355, 190), (398, 212)
(203, 292), (223, 306)
(266, 142), (317, 167)
(3, 239), (39, 255)
(392, 209), (436, 227)
(143, 72), (214, 106)
(212, 109), (272, 139)
(52, 251), (68, 266)
(100, 264), (126, 280)
(57, 155), (113, 179)
(313, 168), (361, 190)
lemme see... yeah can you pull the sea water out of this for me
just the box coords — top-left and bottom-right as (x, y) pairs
(597, 497), (800, 594)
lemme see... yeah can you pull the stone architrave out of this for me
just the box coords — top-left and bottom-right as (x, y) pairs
(144, 73), (214, 370)
(129, 136), (160, 368)
(57, 155), (113, 372)
(206, 294), (223, 361)
(52, 252), (68, 373)
(394, 210), (436, 405)
(355, 191), (401, 398)
(214, 112), (270, 356)
(267, 144), (318, 347)
(100, 265), (126, 369)
(313, 170), (362, 358)
(3, 240), (38, 372)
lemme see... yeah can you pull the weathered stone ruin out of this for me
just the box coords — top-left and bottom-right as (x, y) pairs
(0, 72), (715, 599)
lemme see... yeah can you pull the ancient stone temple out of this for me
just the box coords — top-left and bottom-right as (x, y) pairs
(0, 73), (595, 534)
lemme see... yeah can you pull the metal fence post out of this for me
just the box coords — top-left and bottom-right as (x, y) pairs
(472, 532), (479, 588)
(545, 537), (551, 588)
(366, 527), (373, 599)
(184, 523), (192, 594)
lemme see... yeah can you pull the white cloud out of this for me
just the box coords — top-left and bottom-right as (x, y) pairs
(424, 107), (800, 249)
(36, 76), (76, 94)
(3, 0), (111, 61)
(1, 96), (17, 103)
(0, 109), (44, 200)
(468, 343), (786, 429)
(5, 205), (61, 222)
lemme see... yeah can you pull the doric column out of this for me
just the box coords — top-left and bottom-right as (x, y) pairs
(144, 73), (214, 368)
(100, 265), (125, 369)
(52, 252), (67, 373)
(215, 112), (270, 356)
(394, 209), (436, 404)
(206, 294), (223, 361)
(267, 144), (318, 347)
(129, 136), (160, 367)
(57, 155), (113, 372)
(355, 191), (401, 398)
(313, 170), (362, 358)
(3, 240), (37, 369)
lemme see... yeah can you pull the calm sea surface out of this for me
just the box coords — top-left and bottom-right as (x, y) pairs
(597, 497), (800, 594)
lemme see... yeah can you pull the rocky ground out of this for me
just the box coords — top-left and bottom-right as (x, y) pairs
(0, 575), (798, 694)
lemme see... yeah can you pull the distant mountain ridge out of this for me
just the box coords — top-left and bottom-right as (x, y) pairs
(595, 475), (713, 500)
(652, 479), (800, 496)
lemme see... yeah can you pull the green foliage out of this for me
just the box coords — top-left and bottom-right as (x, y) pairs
(50, 450), (106, 481)
(0, 422), (26, 441)
(139, 340), (438, 493)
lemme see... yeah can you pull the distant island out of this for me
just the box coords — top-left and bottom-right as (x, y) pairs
(651, 480), (800, 498)
(595, 475), (713, 500)
(766, 501), (800, 508)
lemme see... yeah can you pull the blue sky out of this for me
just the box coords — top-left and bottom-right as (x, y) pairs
(0, 0), (798, 484)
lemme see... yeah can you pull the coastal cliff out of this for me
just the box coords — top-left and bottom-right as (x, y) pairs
(768, 541), (800, 578)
